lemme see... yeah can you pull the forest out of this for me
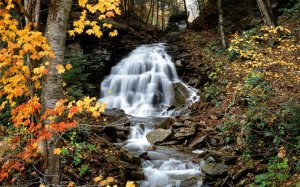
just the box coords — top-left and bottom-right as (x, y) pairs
(0, 0), (299, 186)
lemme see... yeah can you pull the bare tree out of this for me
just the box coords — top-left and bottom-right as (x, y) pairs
(218, 0), (227, 48)
(183, 0), (188, 28)
(256, 0), (276, 26)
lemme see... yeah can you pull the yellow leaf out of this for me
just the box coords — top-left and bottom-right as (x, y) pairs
(56, 64), (65, 74)
(67, 181), (75, 187)
(277, 146), (286, 158)
(109, 30), (118, 37)
(107, 176), (114, 183)
(99, 15), (106, 20)
(39, 184), (46, 187)
(126, 181), (135, 187)
(93, 176), (103, 183)
(53, 148), (61, 155)
(66, 63), (72, 70)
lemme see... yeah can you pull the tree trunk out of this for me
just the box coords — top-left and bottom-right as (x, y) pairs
(127, 0), (130, 28)
(183, 0), (188, 28)
(161, 2), (165, 30)
(42, 0), (72, 185)
(156, 0), (159, 28)
(146, 0), (153, 23)
(256, 0), (276, 26)
(218, 0), (227, 48)
(151, 0), (155, 25)
(140, 0), (144, 21)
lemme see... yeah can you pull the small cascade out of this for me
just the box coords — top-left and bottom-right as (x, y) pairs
(99, 44), (203, 187)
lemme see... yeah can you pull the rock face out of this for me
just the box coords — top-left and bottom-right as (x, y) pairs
(172, 82), (189, 107)
(202, 163), (228, 176)
(146, 129), (173, 144)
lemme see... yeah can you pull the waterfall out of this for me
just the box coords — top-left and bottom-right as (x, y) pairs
(99, 43), (198, 117)
(99, 43), (203, 187)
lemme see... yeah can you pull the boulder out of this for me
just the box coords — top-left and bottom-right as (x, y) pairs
(146, 129), (172, 144)
(156, 118), (174, 129)
(202, 163), (228, 177)
(172, 82), (189, 107)
(189, 135), (207, 149)
(173, 127), (196, 140)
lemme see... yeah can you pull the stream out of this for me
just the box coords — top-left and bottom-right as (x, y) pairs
(99, 43), (204, 187)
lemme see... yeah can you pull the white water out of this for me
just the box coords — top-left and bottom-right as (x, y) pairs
(99, 43), (198, 117)
(99, 44), (203, 187)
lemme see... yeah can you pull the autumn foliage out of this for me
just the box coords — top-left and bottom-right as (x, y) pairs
(0, 0), (120, 184)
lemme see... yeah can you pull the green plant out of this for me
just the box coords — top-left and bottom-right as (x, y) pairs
(79, 164), (89, 177)
(63, 54), (96, 99)
(254, 158), (290, 187)
(203, 83), (222, 101)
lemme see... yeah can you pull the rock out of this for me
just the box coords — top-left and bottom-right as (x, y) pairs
(173, 127), (196, 139)
(129, 170), (145, 180)
(189, 135), (207, 149)
(209, 150), (237, 165)
(202, 163), (228, 176)
(172, 82), (189, 107)
(207, 135), (224, 147)
(103, 108), (127, 119)
(146, 128), (172, 144)
(175, 60), (183, 67)
(205, 127), (217, 135)
(173, 121), (185, 127)
(158, 141), (179, 146)
(156, 118), (174, 129)
(180, 175), (204, 186)
(192, 149), (208, 158)
(183, 120), (193, 126)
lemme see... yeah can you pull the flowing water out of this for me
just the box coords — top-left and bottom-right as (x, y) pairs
(100, 44), (203, 187)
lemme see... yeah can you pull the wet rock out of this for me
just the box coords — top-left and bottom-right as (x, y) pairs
(156, 118), (174, 129)
(192, 149), (208, 158)
(180, 175), (204, 186)
(129, 170), (145, 181)
(173, 127), (196, 139)
(189, 135), (207, 149)
(202, 163), (228, 176)
(146, 128), (172, 144)
(175, 60), (183, 67)
(158, 140), (179, 146)
(103, 108), (126, 118)
(172, 82), (189, 107)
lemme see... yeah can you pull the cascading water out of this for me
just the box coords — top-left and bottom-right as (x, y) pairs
(99, 43), (198, 117)
(100, 44), (203, 187)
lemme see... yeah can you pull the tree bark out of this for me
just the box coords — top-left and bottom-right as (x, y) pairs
(218, 0), (227, 48)
(161, 1), (165, 30)
(151, 0), (155, 25)
(42, 0), (72, 185)
(156, 0), (159, 28)
(146, 0), (153, 23)
(183, 0), (188, 28)
(256, 0), (276, 26)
